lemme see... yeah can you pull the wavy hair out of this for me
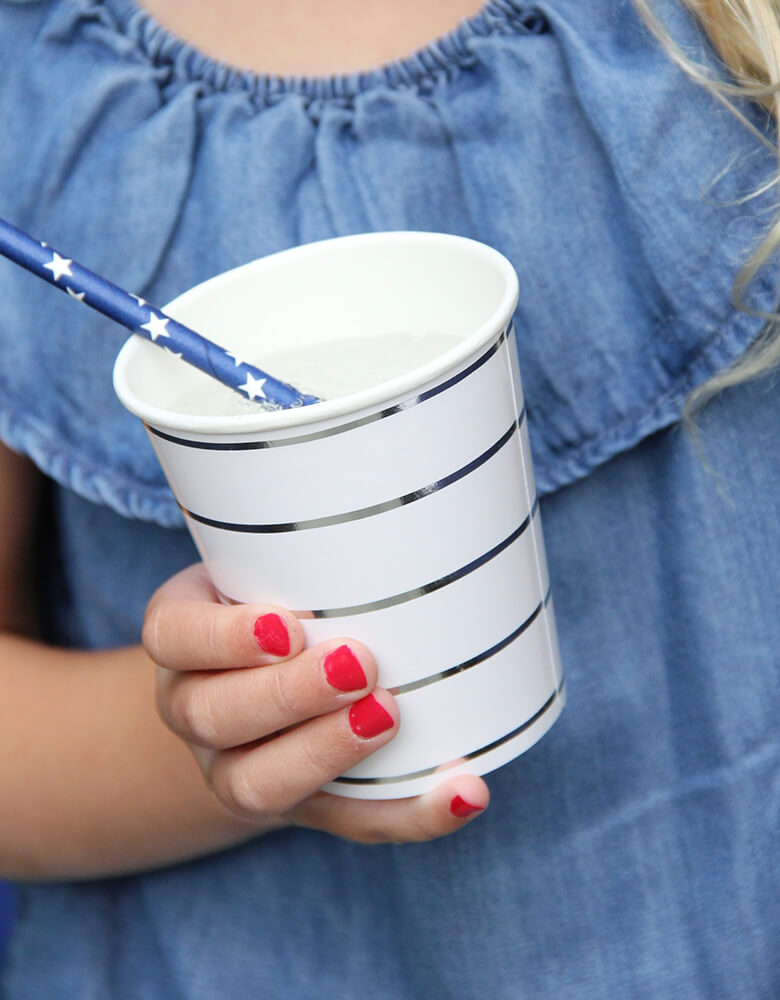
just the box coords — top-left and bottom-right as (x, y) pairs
(634, 0), (780, 409)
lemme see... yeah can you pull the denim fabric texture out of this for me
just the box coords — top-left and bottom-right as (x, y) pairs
(0, 886), (12, 971)
(0, 0), (778, 997)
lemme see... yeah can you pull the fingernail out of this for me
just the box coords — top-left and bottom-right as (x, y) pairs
(323, 645), (367, 692)
(348, 694), (394, 739)
(450, 795), (485, 818)
(253, 613), (290, 656)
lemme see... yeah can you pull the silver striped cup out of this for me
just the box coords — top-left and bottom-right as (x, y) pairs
(114, 232), (564, 799)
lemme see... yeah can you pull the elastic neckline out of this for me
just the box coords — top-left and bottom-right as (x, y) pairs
(102, 0), (547, 101)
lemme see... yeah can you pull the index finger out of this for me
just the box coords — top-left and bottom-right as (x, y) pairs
(142, 563), (305, 672)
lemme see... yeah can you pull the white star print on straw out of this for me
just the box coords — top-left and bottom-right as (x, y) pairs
(238, 372), (268, 400)
(0, 216), (321, 409)
(44, 252), (73, 282)
(140, 312), (170, 341)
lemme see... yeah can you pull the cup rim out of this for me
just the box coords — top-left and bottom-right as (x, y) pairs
(112, 231), (519, 435)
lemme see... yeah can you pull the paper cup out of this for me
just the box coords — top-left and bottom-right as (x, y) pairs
(113, 231), (564, 799)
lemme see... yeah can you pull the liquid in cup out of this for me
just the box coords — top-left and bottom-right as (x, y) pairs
(168, 331), (462, 414)
(113, 231), (565, 799)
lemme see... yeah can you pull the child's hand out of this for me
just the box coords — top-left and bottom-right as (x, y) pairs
(144, 563), (489, 844)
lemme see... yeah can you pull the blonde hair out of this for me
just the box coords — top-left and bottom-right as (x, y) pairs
(634, 0), (780, 409)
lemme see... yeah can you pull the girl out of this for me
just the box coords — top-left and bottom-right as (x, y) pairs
(0, 1), (777, 996)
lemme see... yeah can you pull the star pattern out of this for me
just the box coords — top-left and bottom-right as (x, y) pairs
(238, 371), (268, 400)
(44, 251), (73, 282)
(140, 312), (170, 341)
(0, 224), (317, 410)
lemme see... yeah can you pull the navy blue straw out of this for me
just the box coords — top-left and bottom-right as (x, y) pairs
(0, 218), (321, 410)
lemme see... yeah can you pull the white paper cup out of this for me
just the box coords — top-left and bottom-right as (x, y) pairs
(113, 231), (565, 799)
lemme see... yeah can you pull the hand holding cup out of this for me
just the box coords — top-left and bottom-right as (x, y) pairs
(146, 564), (490, 842)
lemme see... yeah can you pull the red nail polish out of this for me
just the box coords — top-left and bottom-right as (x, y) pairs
(348, 695), (394, 739)
(323, 645), (367, 692)
(253, 613), (290, 656)
(450, 795), (485, 818)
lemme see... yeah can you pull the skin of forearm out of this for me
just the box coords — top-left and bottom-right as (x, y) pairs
(0, 633), (278, 882)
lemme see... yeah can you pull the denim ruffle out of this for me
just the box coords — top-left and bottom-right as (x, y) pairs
(1, 4), (779, 999)
(0, 0), (776, 527)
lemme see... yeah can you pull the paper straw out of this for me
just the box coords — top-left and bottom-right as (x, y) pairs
(0, 217), (321, 410)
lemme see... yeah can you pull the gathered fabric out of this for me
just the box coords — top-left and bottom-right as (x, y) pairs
(0, 2), (777, 998)
(0, 0), (776, 526)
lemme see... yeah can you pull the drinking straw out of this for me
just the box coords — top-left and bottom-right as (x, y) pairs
(0, 217), (321, 409)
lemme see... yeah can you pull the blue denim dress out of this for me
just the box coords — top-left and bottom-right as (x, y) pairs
(0, 0), (778, 997)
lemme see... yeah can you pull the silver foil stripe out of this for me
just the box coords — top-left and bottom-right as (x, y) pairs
(145, 326), (512, 451)
(332, 678), (566, 786)
(305, 498), (539, 618)
(213, 498), (539, 618)
(179, 408), (526, 534)
(389, 587), (552, 696)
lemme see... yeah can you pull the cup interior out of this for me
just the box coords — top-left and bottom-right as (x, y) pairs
(113, 231), (518, 433)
